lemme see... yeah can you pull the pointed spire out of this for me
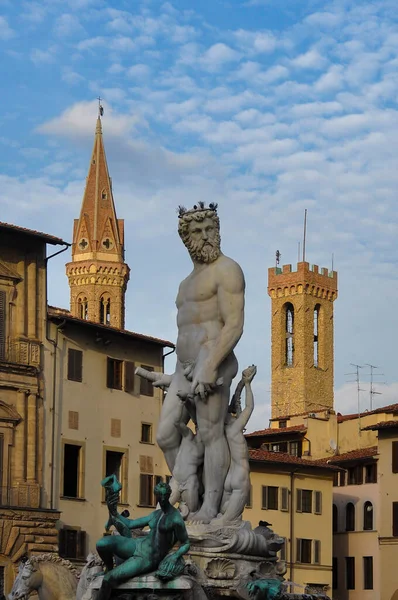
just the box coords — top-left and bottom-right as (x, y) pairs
(71, 114), (124, 259)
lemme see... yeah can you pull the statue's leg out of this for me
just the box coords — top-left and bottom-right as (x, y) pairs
(157, 367), (190, 472)
(169, 477), (181, 506)
(96, 556), (150, 600)
(96, 537), (136, 573)
(193, 354), (237, 523)
(182, 475), (200, 514)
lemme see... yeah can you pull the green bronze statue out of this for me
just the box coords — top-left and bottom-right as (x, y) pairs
(95, 477), (190, 600)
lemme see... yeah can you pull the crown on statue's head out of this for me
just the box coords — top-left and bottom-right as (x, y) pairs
(177, 201), (218, 218)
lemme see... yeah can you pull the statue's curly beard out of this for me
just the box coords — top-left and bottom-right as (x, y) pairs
(184, 235), (221, 264)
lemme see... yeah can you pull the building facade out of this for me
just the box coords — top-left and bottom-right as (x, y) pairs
(0, 222), (68, 595)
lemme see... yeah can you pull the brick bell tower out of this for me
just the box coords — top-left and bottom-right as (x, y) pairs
(268, 261), (338, 419)
(66, 113), (130, 329)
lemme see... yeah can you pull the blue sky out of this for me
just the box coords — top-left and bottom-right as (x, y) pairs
(1, 0), (398, 427)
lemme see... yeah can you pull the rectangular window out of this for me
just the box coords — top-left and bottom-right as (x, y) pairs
(363, 556), (373, 590)
(281, 487), (289, 511)
(393, 502), (398, 536)
(0, 434), (4, 490)
(140, 365), (154, 396)
(348, 465), (363, 485)
(339, 470), (346, 486)
(365, 463), (377, 483)
(107, 357), (123, 390)
(289, 441), (302, 457)
(139, 474), (154, 506)
(246, 485), (253, 508)
(296, 538), (312, 563)
(279, 420), (287, 428)
(105, 450), (124, 481)
(314, 491), (322, 514)
(332, 557), (338, 590)
(0, 290), (6, 361)
(124, 361), (136, 393)
(297, 489), (313, 512)
(345, 557), (355, 590)
(59, 528), (86, 560)
(0, 565), (4, 598)
(67, 349), (83, 382)
(314, 540), (321, 564)
(333, 471), (339, 486)
(392, 442), (398, 473)
(62, 443), (83, 498)
(262, 485), (278, 510)
(141, 423), (152, 444)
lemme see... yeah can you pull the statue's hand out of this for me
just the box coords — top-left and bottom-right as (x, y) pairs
(191, 365), (218, 401)
(242, 364), (257, 383)
(152, 373), (172, 389)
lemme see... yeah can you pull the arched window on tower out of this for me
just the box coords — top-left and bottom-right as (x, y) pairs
(346, 502), (355, 531)
(285, 303), (294, 367)
(100, 295), (111, 325)
(314, 304), (320, 367)
(77, 297), (88, 320)
(363, 501), (373, 530)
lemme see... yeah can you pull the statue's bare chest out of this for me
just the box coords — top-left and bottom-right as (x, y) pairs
(177, 268), (217, 306)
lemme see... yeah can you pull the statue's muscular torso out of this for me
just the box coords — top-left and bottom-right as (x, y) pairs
(175, 254), (242, 363)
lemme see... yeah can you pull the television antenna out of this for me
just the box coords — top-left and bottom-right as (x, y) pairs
(364, 364), (384, 410)
(345, 364), (365, 436)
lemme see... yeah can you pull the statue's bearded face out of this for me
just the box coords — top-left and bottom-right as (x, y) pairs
(180, 216), (221, 264)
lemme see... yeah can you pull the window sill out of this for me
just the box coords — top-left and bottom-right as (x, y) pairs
(60, 496), (86, 502)
(140, 441), (154, 445)
(101, 501), (130, 507)
(137, 504), (156, 509)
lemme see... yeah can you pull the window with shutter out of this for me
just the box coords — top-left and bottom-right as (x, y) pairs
(314, 491), (322, 514)
(314, 540), (321, 564)
(107, 357), (122, 389)
(302, 489), (312, 513)
(267, 486), (278, 510)
(111, 419), (121, 438)
(261, 486), (268, 509)
(296, 538), (302, 562)
(245, 485), (253, 508)
(345, 557), (355, 590)
(363, 501), (373, 530)
(59, 528), (86, 559)
(124, 361), (135, 393)
(392, 442), (398, 473)
(332, 557), (338, 590)
(281, 487), (289, 511)
(296, 489), (302, 512)
(279, 537), (286, 561)
(140, 365), (154, 396)
(68, 411), (79, 430)
(0, 290), (5, 361)
(67, 349), (83, 382)
(346, 502), (355, 531)
(141, 423), (152, 443)
(392, 502), (398, 536)
(363, 556), (373, 590)
(139, 474), (154, 506)
(62, 443), (83, 498)
(0, 565), (4, 597)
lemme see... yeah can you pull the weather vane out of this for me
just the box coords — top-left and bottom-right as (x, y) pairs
(98, 96), (104, 118)
(276, 250), (281, 268)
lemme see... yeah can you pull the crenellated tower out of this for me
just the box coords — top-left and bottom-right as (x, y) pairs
(66, 116), (130, 329)
(268, 261), (338, 419)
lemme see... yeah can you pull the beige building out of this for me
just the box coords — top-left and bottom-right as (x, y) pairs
(0, 222), (69, 594)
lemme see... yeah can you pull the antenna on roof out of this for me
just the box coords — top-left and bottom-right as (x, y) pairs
(364, 364), (385, 411)
(331, 252), (334, 272)
(275, 250), (281, 269)
(345, 364), (365, 438)
(302, 209), (307, 262)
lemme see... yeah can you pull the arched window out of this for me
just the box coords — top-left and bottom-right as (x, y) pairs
(346, 502), (355, 531)
(77, 297), (88, 320)
(100, 295), (111, 325)
(363, 501), (373, 530)
(333, 504), (338, 533)
(314, 304), (320, 367)
(285, 303), (294, 367)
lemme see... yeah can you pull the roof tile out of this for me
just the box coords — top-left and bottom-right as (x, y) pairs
(0, 221), (67, 245)
(246, 424), (307, 437)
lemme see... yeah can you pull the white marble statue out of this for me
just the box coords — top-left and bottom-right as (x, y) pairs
(215, 365), (257, 525)
(156, 203), (245, 523)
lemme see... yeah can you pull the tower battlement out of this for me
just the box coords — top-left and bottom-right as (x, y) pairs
(268, 261), (337, 301)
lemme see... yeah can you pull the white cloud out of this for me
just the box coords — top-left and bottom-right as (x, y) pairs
(291, 48), (327, 69)
(200, 43), (241, 71)
(108, 63), (125, 74)
(54, 13), (85, 37)
(314, 64), (344, 92)
(0, 15), (14, 39)
(62, 67), (85, 85)
(30, 46), (57, 65)
(127, 64), (151, 79)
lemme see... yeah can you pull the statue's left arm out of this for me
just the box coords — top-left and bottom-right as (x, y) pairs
(193, 260), (245, 392)
(172, 520), (191, 558)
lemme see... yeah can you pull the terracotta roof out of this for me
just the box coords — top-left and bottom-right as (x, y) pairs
(270, 409), (334, 421)
(0, 222), (68, 246)
(246, 425), (307, 437)
(362, 420), (398, 432)
(316, 446), (378, 465)
(337, 403), (398, 423)
(48, 306), (175, 348)
(249, 448), (339, 470)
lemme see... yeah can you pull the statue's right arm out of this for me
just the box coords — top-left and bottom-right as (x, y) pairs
(123, 514), (152, 530)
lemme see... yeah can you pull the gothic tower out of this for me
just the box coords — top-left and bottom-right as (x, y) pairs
(66, 116), (130, 329)
(268, 261), (338, 419)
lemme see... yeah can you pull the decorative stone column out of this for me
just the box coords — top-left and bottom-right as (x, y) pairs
(27, 259), (37, 339)
(13, 390), (26, 481)
(27, 393), (37, 481)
